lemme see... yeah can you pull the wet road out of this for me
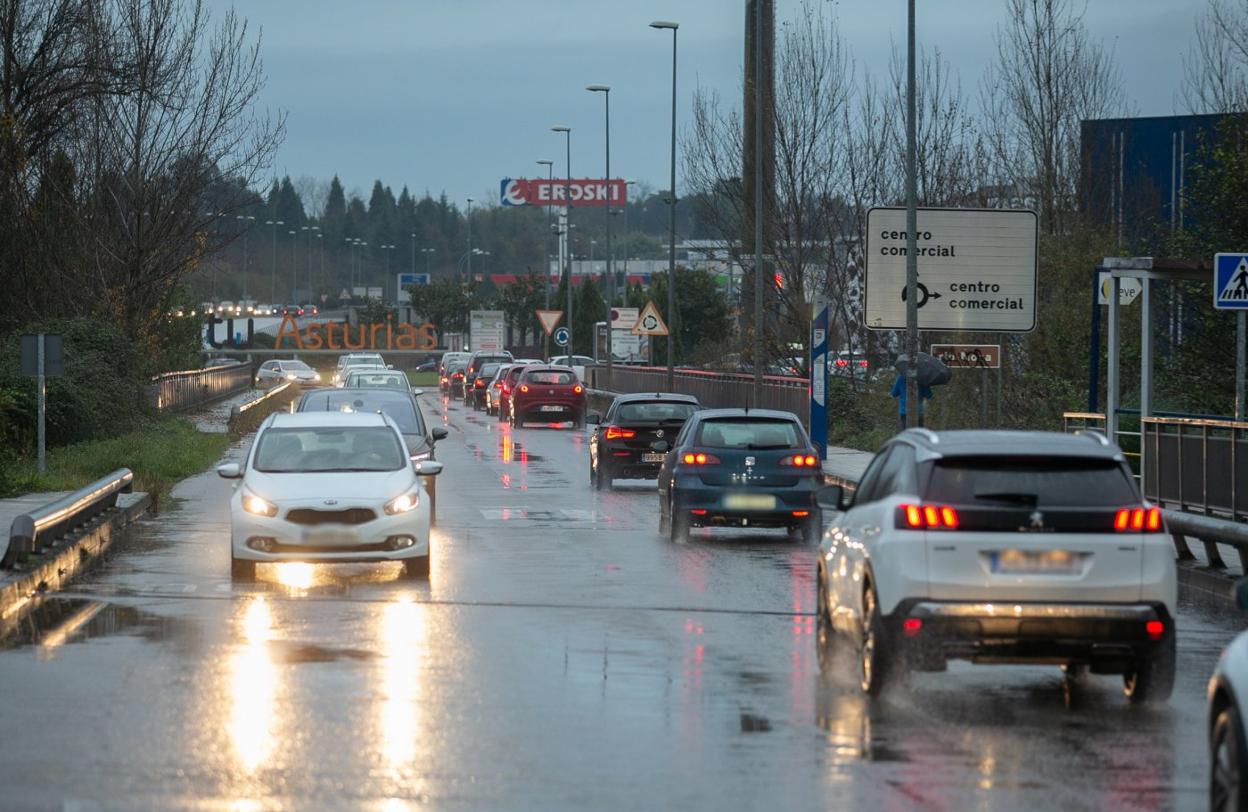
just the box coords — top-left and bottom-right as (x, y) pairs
(0, 393), (1242, 811)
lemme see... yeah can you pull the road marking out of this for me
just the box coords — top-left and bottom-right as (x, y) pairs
(479, 508), (599, 521)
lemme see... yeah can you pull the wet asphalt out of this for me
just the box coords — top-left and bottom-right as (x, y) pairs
(0, 393), (1243, 811)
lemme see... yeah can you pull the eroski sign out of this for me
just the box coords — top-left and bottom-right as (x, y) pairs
(501, 178), (628, 207)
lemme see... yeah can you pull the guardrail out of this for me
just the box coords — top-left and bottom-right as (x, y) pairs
(587, 365), (808, 419)
(228, 381), (293, 426)
(150, 362), (252, 412)
(2, 468), (133, 568)
(1142, 416), (1248, 524)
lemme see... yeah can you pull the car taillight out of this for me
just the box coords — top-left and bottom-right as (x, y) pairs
(781, 454), (819, 467)
(681, 452), (721, 465)
(573, 384), (583, 395)
(475, 379), (485, 388)
(453, 373), (462, 379)
(834, 359), (848, 368)
(502, 384), (511, 393)
(1145, 619), (1164, 641)
(493, 381), (502, 389)
(858, 360), (868, 368)
(604, 426), (636, 441)
(519, 384), (529, 393)
(1113, 506), (1162, 532)
(896, 503), (960, 530)
(440, 376), (448, 383)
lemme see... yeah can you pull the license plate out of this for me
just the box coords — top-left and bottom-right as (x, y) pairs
(724, 493), (776, 510)
(301, 530), (353, 546)
(642, 452), (665, 463)
(989, 549), (1082, 575)
(540, 405), (564, 412)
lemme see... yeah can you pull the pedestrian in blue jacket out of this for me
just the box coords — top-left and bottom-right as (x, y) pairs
(891, 372), (933, 431)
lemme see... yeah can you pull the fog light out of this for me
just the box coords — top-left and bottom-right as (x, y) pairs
(247, 537), (276, 552)
(902, 618), (922, 638)
(387, 535), (416, 550)
(1145, 620), (1164, 641)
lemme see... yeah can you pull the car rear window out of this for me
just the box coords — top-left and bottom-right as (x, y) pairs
(525, 370), (575, 385)
(304, 394), (423, 435)
(617, 402), (698, 422)
(696, 419), (800, 449)
(923, 456), (1138, 507)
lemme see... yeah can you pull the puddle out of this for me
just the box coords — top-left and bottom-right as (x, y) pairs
(0, 597), (188, 651)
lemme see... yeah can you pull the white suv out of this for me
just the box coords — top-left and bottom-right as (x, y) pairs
(815, 429), (1177, 702)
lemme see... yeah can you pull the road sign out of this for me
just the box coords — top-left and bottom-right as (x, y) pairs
(610, 307), (638, 329)
(809, 298), (829, 459)
(500, 177), (628, 207)
(20, 334), (63, 377)
(930, 343), (1001, 369)
(864, 207), (1038, 332)
(470, 309), (506, 351)
(1096, 272), (1143, 305)
(536, 309), (564, 337)
(339, 288), (351, 301)
(320, 293), (328, 305)
(553, 326), (570, 347)
(630, 300), (669, 336)
(1215, 253), (1248, 309)
(396, 272), (430, 305)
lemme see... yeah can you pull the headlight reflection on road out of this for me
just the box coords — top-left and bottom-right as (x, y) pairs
(229, 596), (278, 773)
(380, 596), (427, 769)
(273, 562), (315, 591)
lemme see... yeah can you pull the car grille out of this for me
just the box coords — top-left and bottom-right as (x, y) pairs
(285, 508), (377, 525)
(268, 541), (391, 554)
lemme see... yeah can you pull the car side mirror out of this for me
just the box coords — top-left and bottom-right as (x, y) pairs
(586, 413), (602, 425)
(1236, 578), (1248, 612)
(216, 463), (242, 479)
(411, 387), (424, 396)
(651, 440), (670, 453)
(431, 427), (449, 441)
(815, 485), (846, 511)
(415, 460), (444, 476)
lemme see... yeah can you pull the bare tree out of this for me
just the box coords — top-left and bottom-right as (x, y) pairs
(980, 0), (1126, 235)
(1183, 0), (1248, 113)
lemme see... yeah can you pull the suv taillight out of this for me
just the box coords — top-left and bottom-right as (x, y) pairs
(896, 503), (960, 530)
(518, 384), (529, 393)
(681, 452), (721, 465)
(475, 379), (485, 388)
(1114, 507), (1162, 532)
(573, 384), (584, 395)
(781, 454), (818, 467)
(604, 426), (635, 441)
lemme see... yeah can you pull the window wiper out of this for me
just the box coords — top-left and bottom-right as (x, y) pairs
(973, 491), (1038, 505)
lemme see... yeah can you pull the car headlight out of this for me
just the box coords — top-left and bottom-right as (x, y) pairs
(314, 372), (322, 380)
(286, 373), (297, 381)
(385, 490), (420, 515)
(242, 490), (278, 517)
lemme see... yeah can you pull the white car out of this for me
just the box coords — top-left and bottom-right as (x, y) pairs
(256, 359), (320, 386)
(1208, 580), (1248, 811)
(815, 429), (1177, 701)
(335, 363), (388, 387)
(333, 352), (386, 384)
(217, 411), (442, 581)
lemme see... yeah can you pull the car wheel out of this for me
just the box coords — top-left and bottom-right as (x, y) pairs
(404, 555), (431, 579)
(1123, 634), (1176, 704)
(658, 494), (670, 534)
(816, 570), (836, 674)
(595, 462), (612, 490)
(508, 408), (517, 428)
(669, 501), (690, 543)
(573, 414), (585, 430)
(230, 557), (256, 582)
(858, 584), (897, 696)
(1212, 704), (1247, 812)
(802, 514), (822, 544)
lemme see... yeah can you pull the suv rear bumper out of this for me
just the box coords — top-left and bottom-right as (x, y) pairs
(888, 599), (1172, 670)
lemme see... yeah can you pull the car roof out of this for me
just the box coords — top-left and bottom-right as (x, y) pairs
(692, 408), (800, 421)
(891, 429), (1121, 460)
(613, 392), (699, 405)
(268, 411), (390, 428)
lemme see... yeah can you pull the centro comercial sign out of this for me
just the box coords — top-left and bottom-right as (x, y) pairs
(205, 313), (437, 350)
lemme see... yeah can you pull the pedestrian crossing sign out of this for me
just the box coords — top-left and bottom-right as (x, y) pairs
(1215, 253), (1248, 309)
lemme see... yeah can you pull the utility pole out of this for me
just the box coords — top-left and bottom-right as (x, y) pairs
(904, 0), (919, 428)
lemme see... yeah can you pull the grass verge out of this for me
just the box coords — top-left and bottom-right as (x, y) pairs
(406, 371), (439, 387)
(0, 418), (229, 502)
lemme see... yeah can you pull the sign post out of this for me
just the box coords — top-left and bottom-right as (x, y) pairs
(20, 334), (64, 473)
(1214, 253), (1248, 418)
(809, 297), (829, 459)
(930, 343), (1001, 428)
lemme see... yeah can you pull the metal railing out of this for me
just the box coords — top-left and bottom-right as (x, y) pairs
(228, 381), (292, 428)
(2, 468), (133, 568)
(1142, 416), (1248, 524)
(587, 366), (808, 421)
(150, 362), (252, 412)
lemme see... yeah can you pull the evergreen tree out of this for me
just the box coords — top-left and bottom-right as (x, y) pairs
(573, 274), (607, 357)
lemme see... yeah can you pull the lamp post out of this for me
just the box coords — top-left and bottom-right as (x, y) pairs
(587, 84), (613, 381)
(288, 230), (297, 302)
(235, 215), (255, 301)
(465, 197), (474, 284)
(537, 158), (555, 359)
(421, 247), (435, 276)
(552, 124), (572, 359)
(265, 219), (284, 303)
(650, 20), (679, 389)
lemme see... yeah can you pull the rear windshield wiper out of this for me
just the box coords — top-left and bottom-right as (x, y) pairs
(972, 491), (1039, 505)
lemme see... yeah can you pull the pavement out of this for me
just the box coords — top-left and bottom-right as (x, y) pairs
(0, 396), (1240, 810)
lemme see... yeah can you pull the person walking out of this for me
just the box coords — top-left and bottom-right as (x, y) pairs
(891, 371), (933, 431)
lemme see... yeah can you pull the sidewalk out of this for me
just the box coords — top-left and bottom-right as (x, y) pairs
(188, 387), (263, 433)
(822, 445), (872, 489)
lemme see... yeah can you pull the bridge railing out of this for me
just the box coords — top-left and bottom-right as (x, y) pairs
(586, 365), (808, 419)
(2, 468), (133, 567)
(149, 362), (252, 412)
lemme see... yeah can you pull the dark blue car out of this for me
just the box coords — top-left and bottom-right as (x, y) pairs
(655, 408), (823, 543)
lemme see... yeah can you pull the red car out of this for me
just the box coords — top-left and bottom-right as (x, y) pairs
(508, 366), (586, 428)
(495, 363), (534, 421)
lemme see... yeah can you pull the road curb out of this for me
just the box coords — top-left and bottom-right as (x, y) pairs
(1177, 561), (1237, 604)
(0, 493), (151, 632)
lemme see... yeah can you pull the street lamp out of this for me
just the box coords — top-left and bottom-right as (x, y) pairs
(421, 247), (435, 276)
(265, 219), (284, 303)
(235, 215), (255, 301)
(587, 83), (614, 381)
(465, 197), (475, 284)
(410, 232), (417, 276)
(552, 124), (572, 359)
(537, 157), (555, 358)
(288, 230), (297, 303)
(650, 20), (679, 389)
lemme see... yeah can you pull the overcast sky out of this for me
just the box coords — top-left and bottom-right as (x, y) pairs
(214, 0), (1201, 209)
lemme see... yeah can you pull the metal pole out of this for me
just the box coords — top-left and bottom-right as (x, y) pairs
(751, 0), (764, 402)
(1238, 311), (1246, 420)
(566, 133), (574, 359)
(604, 90), (614, 386)
(667, 27), (678, 390)
(290, 231), (297, 302)
(903, 0), (919, 429)
(36, 333), (46, 474)
(466, 198), (473, 284)
(545, 162), (554, 359)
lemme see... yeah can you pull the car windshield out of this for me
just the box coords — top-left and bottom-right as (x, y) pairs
(525, 370), (575, 385)
(346, 372), (406, 389)
(617, 402), (698, 422)
(696, 419), (800, 449)
(924, 456), (1138, 507)
(252, 426), (405, 473)
(478, 363), (501, 378)
(303, 393), (424, 434)
(283, 360), (312, 372)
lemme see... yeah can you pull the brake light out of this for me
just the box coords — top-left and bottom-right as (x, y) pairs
(858, 360), (869, 368)
(475, 379), (485, 388)
(604, 426), (636, 441)
(781, 454), (819, 467)
(1114, 507), (1162, 532)
(440, 376), (448, 384)
(452, 373), (462, 379)
(1145, 619), (1164, 641)
(902, 618), (922, 637)
(834, 359), (848, 368)
(519, 384), (529, 393)
(896, 503), (959, 530)
(573, 384), (583, 395)
(681, 452), (721, 465)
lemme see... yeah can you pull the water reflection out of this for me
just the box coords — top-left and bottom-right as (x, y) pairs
(272, 562), (315, 591)
(379, 596), (427, 769)
(229, 596), (277, 772)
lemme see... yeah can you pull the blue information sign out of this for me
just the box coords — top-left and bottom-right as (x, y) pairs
(554, 326), (570, 347)
(1215, 253), (1248, 310)
(809, 297), (829, 460)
